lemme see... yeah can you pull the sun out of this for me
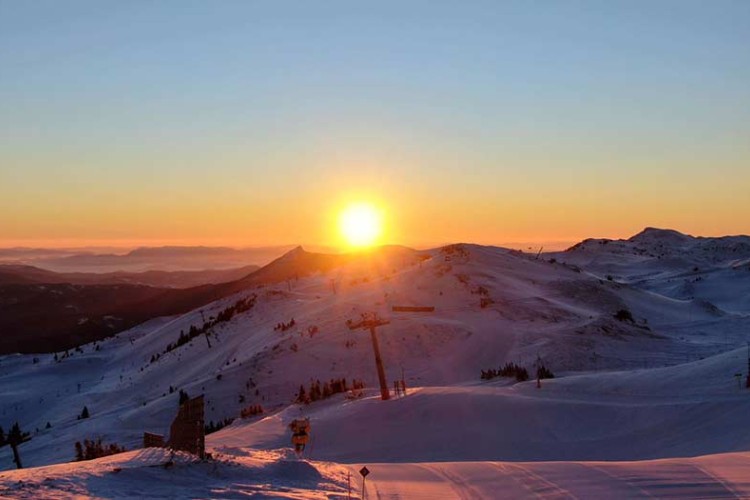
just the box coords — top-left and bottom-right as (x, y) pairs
(339, 202), (383, 249)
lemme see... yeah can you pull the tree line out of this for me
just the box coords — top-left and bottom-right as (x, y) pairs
(480, 361), (555, 382)
(295, 377), (365, 404)
(156, 294), (258, 358)
(481, 362), (530, 382)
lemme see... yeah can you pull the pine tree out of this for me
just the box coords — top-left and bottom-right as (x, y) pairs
(5, 422), (31, 469)
(296, 384), (307, 404)
(76, 438), (125, 461)
(8, 423), (28, 443)
(516, 367), (529, 382)
(80, 406), (90, 419)
(537, 365), (554, 380)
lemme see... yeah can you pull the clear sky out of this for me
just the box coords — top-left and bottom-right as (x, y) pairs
(1, 1), (749, 249)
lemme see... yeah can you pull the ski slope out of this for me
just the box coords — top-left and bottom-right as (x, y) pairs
(2, 446), (750, 499)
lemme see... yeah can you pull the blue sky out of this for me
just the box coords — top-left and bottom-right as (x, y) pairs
(1, 1), (748, 247)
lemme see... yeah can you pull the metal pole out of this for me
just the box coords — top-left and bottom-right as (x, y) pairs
(369, 327), (390, 400)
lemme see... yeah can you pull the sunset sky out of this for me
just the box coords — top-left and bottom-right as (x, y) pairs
(1, 1), (749, 250)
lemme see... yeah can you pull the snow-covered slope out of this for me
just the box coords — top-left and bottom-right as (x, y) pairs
(3, 446), (750, 499)
(205, 343), (750, 461)
(554, 227), (750, 313)
(1, 236), (749, 497)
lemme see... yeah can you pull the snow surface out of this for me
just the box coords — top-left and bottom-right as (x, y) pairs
(2, 447), (750, 499)
(1, 233), (749, 498)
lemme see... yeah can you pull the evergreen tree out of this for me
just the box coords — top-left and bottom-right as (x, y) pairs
(537, 365), (554, 380)
(8, 422), (28, 443)
(75, 438), (125, 461)
(613, 308), (634, 322)
(4, 422), (31, 469)
(80, 406), (90, 419)
(296, 385), (307, 404)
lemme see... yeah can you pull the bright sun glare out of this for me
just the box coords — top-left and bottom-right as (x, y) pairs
(339, 202), (383, 248)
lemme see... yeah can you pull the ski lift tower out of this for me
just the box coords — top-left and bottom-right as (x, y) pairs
(347, 313), (391, 400)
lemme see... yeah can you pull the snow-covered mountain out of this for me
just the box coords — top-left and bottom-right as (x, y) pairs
(553, 227), (750, 313)
(1, 230), (749, 497)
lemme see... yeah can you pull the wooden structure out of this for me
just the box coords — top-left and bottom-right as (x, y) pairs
(167, 395), (205, 458)
(143, 432), (165, 449)
(392, 306), (435, 313)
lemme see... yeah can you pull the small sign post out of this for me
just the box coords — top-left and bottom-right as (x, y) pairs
(359, 466), (370, 499)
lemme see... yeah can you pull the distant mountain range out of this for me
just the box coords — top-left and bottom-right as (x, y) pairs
(0, 264), (259, 289)
(0, 245), (420, 354)
(0, 245), (296, 273)
(1, 229), (748, 356)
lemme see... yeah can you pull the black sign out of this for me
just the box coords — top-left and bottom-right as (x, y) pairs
(359, 466), (370, 478)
